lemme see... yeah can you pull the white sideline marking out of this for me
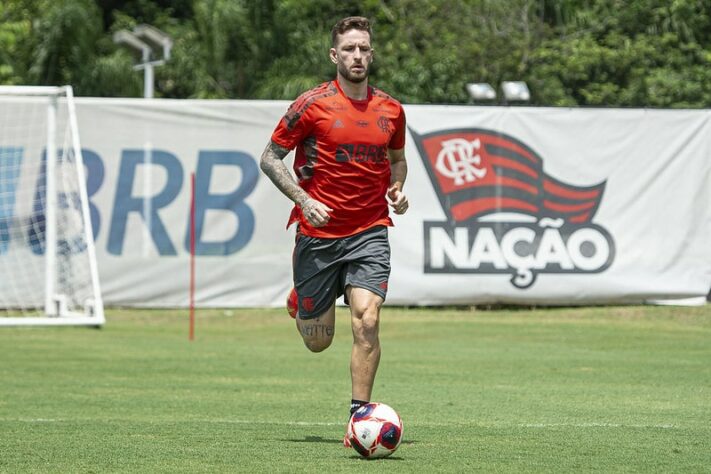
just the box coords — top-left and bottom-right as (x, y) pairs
(5, 418), (343, 426)
(13, 419), (63, 423)
(521, 422), (676, 429)
(5, 418), (677, 429)
(213, 419), (342, 427)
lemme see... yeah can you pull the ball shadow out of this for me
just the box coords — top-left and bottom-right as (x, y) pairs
(282, 436), (416, 448)
(348, 455), (405, 461)
(282, 436), (343, 444)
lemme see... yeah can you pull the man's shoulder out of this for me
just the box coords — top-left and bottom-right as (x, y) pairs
(293, 81), (339, 107)
(284, 82), (339, 129)
(370, 86), (402, 108)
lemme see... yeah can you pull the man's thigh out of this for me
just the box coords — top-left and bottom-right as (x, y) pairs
(342, 226), (391, 304)
(296, 301), (336, 339)
(293, 233), (342, 319)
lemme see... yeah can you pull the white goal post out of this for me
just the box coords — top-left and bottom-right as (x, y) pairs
(0, 85), (105, 326)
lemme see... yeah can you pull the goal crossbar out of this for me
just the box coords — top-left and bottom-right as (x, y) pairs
(0, 86), (70, 96)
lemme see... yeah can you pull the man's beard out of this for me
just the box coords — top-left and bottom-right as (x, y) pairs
(338, 62), (369, 83)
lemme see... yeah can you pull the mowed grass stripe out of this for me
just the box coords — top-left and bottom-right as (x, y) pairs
(0, 305), (709, 472)
(0, 417), (683, 429)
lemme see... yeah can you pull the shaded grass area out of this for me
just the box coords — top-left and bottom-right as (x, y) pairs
(0, 305), (709, 472)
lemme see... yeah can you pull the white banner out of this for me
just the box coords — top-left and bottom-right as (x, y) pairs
(397, 106), (711, 305)
(6, 98), (711, 307)
(74, 98), (294, 307)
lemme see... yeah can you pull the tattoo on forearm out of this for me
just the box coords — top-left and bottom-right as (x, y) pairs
(260, 141), (309, 205)
(300, 324), (334, 337)
(267, 141), (290, 160)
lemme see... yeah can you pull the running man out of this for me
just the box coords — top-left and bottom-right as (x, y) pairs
(259, 16), (408, 444)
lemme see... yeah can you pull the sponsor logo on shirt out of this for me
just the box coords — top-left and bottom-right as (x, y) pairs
(335, 144), (388, 163)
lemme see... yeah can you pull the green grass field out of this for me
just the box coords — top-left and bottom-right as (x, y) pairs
(1, 305), (710, 472)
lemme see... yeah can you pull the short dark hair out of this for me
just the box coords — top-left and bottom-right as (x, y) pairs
(331, 16), (372, 46)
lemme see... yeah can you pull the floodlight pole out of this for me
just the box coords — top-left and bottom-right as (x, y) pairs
(144, 63), (154, 99)
(113, 25), (172, 99)
(134, 45), (155, 99)
(134, 55), (156, 99)
(138, 45), (154, 99)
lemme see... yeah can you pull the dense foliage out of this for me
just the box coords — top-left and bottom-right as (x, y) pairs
(2, 0), (711, 106)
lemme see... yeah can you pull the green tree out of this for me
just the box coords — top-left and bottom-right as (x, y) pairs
(0, 0), (40, 85)
(2, 0), (711, 106)
(529, 0), (711, 107)
(30, 0), (102, 86)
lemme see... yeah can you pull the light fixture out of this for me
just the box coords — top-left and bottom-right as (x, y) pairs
(501, 81), (531, 102)
(113, 24), (173, 98)
(466, 83), (497, 101)
(132, 24), (173, 60)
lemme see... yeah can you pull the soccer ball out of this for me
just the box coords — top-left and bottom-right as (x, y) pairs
(347, 402), (403, 458)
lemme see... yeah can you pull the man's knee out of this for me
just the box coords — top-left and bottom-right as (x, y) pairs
(356, 310), (379, 333)
(351, 305), (381, 348)
(349, 291), (383, 320)
(302, 336), (333, 353)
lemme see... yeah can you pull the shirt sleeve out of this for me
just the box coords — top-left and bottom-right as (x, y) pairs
(388, 104), (406, 150)
(271, 99), (315, 151)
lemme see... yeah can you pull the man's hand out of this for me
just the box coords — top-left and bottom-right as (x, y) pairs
(387, 184), (409, 215)
(301, 197), (333, 227)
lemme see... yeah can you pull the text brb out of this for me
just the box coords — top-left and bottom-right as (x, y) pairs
(0, 147), (258, 256)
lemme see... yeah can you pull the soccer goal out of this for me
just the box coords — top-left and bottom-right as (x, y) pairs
(0, 86), (104, 326)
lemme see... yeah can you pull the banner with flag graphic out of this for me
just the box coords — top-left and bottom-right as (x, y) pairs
(388, 106), (710, 305)
(412, 128), (607, 223)
(3, 98), (707, 307)
(409, 127), (615, 290)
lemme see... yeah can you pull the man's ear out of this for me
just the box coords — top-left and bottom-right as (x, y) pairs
(329, 48), (338, 64)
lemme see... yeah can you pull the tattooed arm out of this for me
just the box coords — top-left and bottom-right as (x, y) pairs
(259, 141), (332, 227)
(259, 141), (308, 204)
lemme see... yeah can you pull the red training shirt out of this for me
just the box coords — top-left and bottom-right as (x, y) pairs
(271, 80), (406, 238)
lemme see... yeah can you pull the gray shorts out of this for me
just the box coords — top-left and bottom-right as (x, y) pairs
(293, 225), (391, 319)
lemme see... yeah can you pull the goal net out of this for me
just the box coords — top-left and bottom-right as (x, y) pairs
(0, 86), (104, 326)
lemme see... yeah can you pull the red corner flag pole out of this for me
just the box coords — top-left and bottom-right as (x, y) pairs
(189, 172), (196, 341)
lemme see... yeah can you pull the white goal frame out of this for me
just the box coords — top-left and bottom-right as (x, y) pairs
(0, 85), (105, 326)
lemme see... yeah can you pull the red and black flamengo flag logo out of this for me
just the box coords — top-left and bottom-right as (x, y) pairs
(412, 128), (615, 288)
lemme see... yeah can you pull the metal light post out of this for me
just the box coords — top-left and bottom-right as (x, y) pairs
(113, 25), (173, 258)
(113, 25), (173, 99)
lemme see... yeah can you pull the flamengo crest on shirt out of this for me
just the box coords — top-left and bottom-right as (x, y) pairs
(411, 128), (615, 289)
